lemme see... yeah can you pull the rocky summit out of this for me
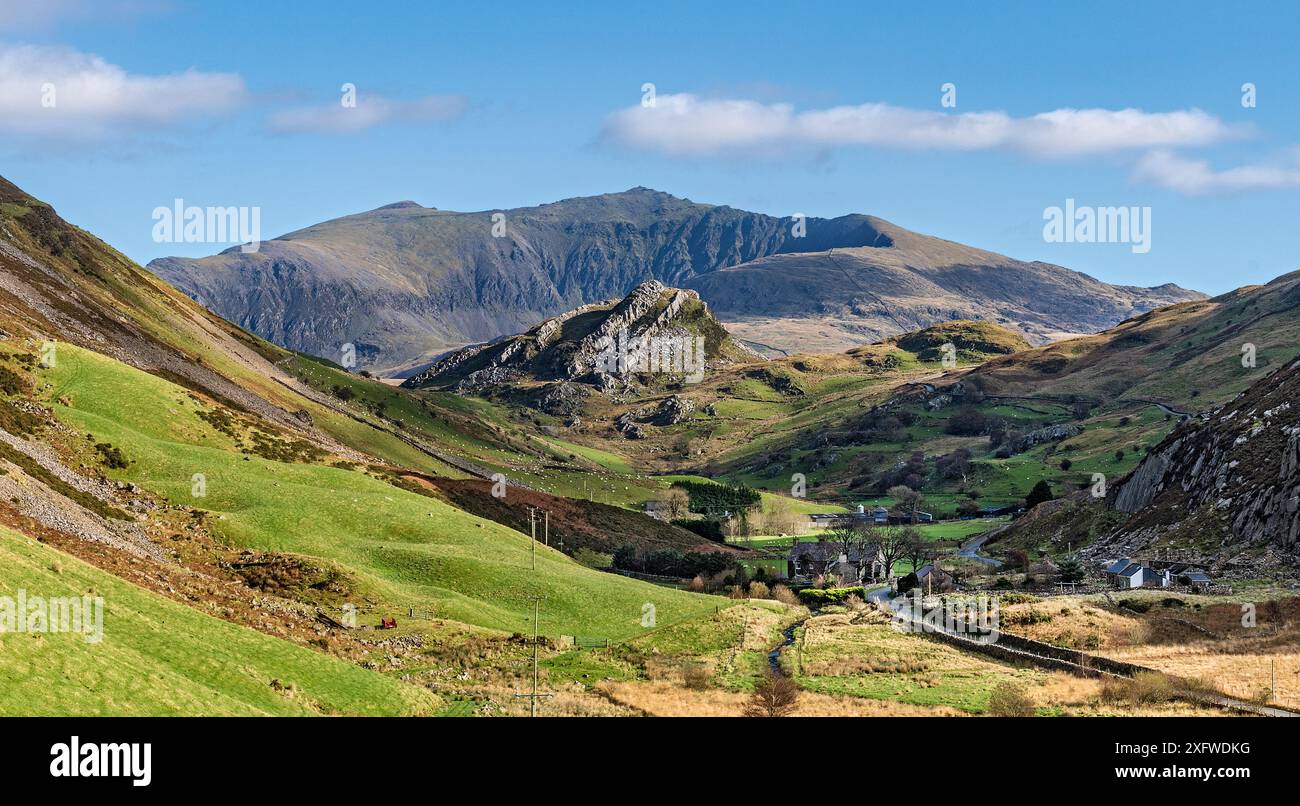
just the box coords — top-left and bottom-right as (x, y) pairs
(401, 279), (757, 394)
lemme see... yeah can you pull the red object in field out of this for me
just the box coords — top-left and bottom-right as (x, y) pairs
(379, 617), (397, 629)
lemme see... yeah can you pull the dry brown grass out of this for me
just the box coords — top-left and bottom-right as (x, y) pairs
(599, 680), (964, 716)
(996, 595), (1300, 712)
(1000, 597), (1131, 650)
(1106, 644), (1300, 710)
(1031, 672), (1224, 716)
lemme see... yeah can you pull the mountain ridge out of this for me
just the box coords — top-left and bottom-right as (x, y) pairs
(147, 188), (1203, 375)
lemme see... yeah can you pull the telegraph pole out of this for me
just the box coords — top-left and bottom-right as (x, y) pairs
(528, 506), (536, 570)
(544, 510), (549, 547)
(513, 596), (551, 717)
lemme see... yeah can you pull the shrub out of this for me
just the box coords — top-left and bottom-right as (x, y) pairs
(795, 586), (866, 607)
(745, 672), (799, 717)
(572, 548), (613, 569)
(0, 365), (27, 396)
(682, 663), (711, 691)
(771, 585), (798, 605)
(1101, 672), (1176, 706)
(987, 682), (1035, 716)
(1025, 479), (1054, 509)
(998, 592), (1040, 604)
(748, 581), (770, 599)
(896, 572), (920, 595)
(94, 442), (129, 469)
(945, 408), (990, 436)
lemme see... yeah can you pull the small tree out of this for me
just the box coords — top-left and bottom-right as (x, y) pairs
(901, 528), (926, 575)
(1025, 480), (1054, 509)
(732, 563), (750, 594)
(1058, 556), (1085, 584)
(657, 487), (691, 521)
(987, 682), (1036, 716)
(888, 485), (926, 524)
(746, 672), (800, 717)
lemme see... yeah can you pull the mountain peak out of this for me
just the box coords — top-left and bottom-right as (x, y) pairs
(402, 280), (755, 394)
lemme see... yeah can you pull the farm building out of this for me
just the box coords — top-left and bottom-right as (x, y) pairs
(788, 541), (885, 584)
(1103, 558), (1172, 589)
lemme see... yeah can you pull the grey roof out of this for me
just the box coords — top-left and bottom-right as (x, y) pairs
(1105, 558), (1135, 575)
(789, 542), (874, 563)
(915, 563), (950, 580)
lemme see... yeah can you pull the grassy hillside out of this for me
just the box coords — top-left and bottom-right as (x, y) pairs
(40, 344), (717, 639)
(965, 271), (1300, 409)
(0, 526), (436, 716)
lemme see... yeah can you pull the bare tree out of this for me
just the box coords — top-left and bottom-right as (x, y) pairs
(746, 672), (800, 717)
(824, 521), (870, 557)
(869, 526), (908, 578)
(887, 484), (927, 524)
(657, 487), (691, 521)
(901, 527), (926, 572)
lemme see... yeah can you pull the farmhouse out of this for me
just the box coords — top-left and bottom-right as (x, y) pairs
(1103, 558), (1172, 589)
(913, 563), (955, 593)
(788, 541), (884, 584)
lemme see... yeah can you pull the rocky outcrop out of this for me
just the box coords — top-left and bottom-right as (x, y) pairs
(650, 395), (695, 426)
(1109, 355), (1300, 557)
(1014, 423), (1082, 453)
(403, 280), (754, 396)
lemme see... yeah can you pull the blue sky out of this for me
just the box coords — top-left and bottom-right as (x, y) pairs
(2, 0), (1298, 294)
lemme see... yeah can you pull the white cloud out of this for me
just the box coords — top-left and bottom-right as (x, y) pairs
(0, 0), (171, 31)
(268, 93), (468, 134)
(1133, 149), (1300, 194)
(602, 93), (1244, 158)
(0, 43), (246, 141)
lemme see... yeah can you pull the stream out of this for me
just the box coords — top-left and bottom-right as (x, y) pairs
(767, 620), (805, 675)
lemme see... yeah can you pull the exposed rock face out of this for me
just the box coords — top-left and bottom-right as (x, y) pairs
(1110, 354), (1300, 557)
(650, 395), (695, 426)
(402, 280), (755, 394)
(1014, 423), (1082, 453)
(534, 382), (588, 416)
(148, 188), (1201, 374)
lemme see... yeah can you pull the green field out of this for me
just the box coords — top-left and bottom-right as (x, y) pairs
(0, 526), (436, 716)
(41, 345), (719, 640)
(791, 616), (1042, 713)
(728, 517), (1006, 548)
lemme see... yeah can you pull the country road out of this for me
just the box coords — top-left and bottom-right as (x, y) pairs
(957, 526), (1006, 567)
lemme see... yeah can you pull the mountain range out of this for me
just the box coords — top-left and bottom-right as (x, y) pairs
(148, 189), (1202, 375)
